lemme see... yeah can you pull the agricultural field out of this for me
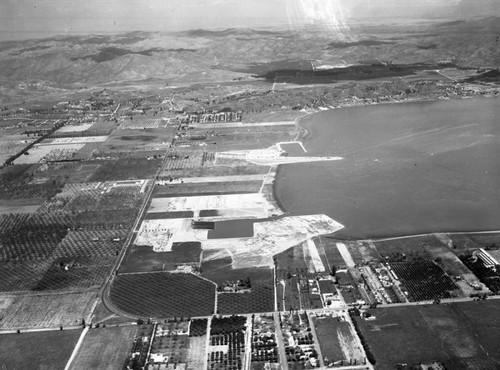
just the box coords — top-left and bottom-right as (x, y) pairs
(40, 183), (145, 213)
(250, 314), (280, 368)
(0, 138), (31, 164)
(73, 208), (139, 229)
(88, 158), (162, 182)
(0, 212), (125, 292)
(275, 244), (335, 311)
(99, 128), (175, 152)
(174, 124), (296, 152)
(55, 162), (102, 183)
(119, 241), (202, 273)
(109, 272), (216, 318)
(275, 244), (310, 278)
(462, 233), (500, 249)
(388, 259), (460, 301)
(31, 162), (93, 186)
(0, 329), (81, 370)
(13, 143), (85, 164)
(187, 320), (210, 369)
(52, 229), (127, 258)
(217, 280), (275, 315)
(335, 270), (365, 305)
(56, 122), (94, 133)
(118, 116), (165, 130)
(187, 335), (208, 370)
(34, 256), (115, 291)
(0, 291), (97, 330)
(312, 312), (365, 367)
(153, 180), (263, 197)
(87, 118), (121, 134)
(280, 311), (320, 369)
(354, 301), (500, 369)
(203, 267), (275, 315)
(449, 232), (500, 253)
(0, 197), (42, 214)
(69, 325), (137, 370)
(124, 324), (155, 370)
(0, 260), (52, 292)
(159, 163), (269, 180)
(208, 315), (248, 370)
(0, 213), (71, 262)
(161, 151), (215, 171)
(278, 274), (329, 311)
(190, 318), (208, 337)
(148, 321), (191, 368)
(0, 164), (66, 200)
(276, 275), (300, 312)
(373, 235), (439, 260)
(417, 237), (486, 296)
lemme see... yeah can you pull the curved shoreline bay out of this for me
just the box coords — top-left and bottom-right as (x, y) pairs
(274, 97), (500, 239)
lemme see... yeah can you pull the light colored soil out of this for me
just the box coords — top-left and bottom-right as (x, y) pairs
(0, 291), (98, 330)
(187, 336), (207, 370)
(70, 325), (137, 370)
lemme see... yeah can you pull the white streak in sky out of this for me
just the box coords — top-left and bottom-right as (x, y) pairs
(287, 0), (352, 40)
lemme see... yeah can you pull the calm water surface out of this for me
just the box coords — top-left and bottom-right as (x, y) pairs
(274, 98), (500, 239)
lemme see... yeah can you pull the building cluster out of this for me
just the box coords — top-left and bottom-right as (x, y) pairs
(473, 248), (500, 271)
(281, 312), (319, 368)
(179, 111), (242, 124)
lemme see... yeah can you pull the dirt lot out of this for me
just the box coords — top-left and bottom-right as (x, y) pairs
(0, 329), (81, 370)
(70, 325), (137, 370)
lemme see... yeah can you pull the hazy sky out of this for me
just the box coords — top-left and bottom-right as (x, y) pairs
(0, 0), (498, 41)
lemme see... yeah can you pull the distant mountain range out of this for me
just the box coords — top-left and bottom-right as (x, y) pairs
(0, 17), (498, 90)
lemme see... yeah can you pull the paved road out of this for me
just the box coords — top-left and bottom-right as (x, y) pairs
(97, 136), (176, 321)
(361, 229), (500, 243)
(64, 326), (89, 370)
(163, 174), (268, 184)
(190, 120), (296, 129)
(378, 295), (500, 308)
(243, 316), (253, 370)
(273, 313), (289, 370)
(307, 312), (325, 368)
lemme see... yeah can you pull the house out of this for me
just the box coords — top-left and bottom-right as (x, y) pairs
(474, 248), (499, 270)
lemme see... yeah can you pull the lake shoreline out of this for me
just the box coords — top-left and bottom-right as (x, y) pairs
(272, 95), (500, 240)
(294, 94), (499, 147)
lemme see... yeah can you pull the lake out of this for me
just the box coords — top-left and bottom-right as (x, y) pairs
(274, 98), (500, 239)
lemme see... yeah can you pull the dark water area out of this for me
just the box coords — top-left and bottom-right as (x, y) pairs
(199, 210), (220, 217)
(207, 219), (258, 239)
(274, 98), (500, 239)
(145, 211), (194, 219)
